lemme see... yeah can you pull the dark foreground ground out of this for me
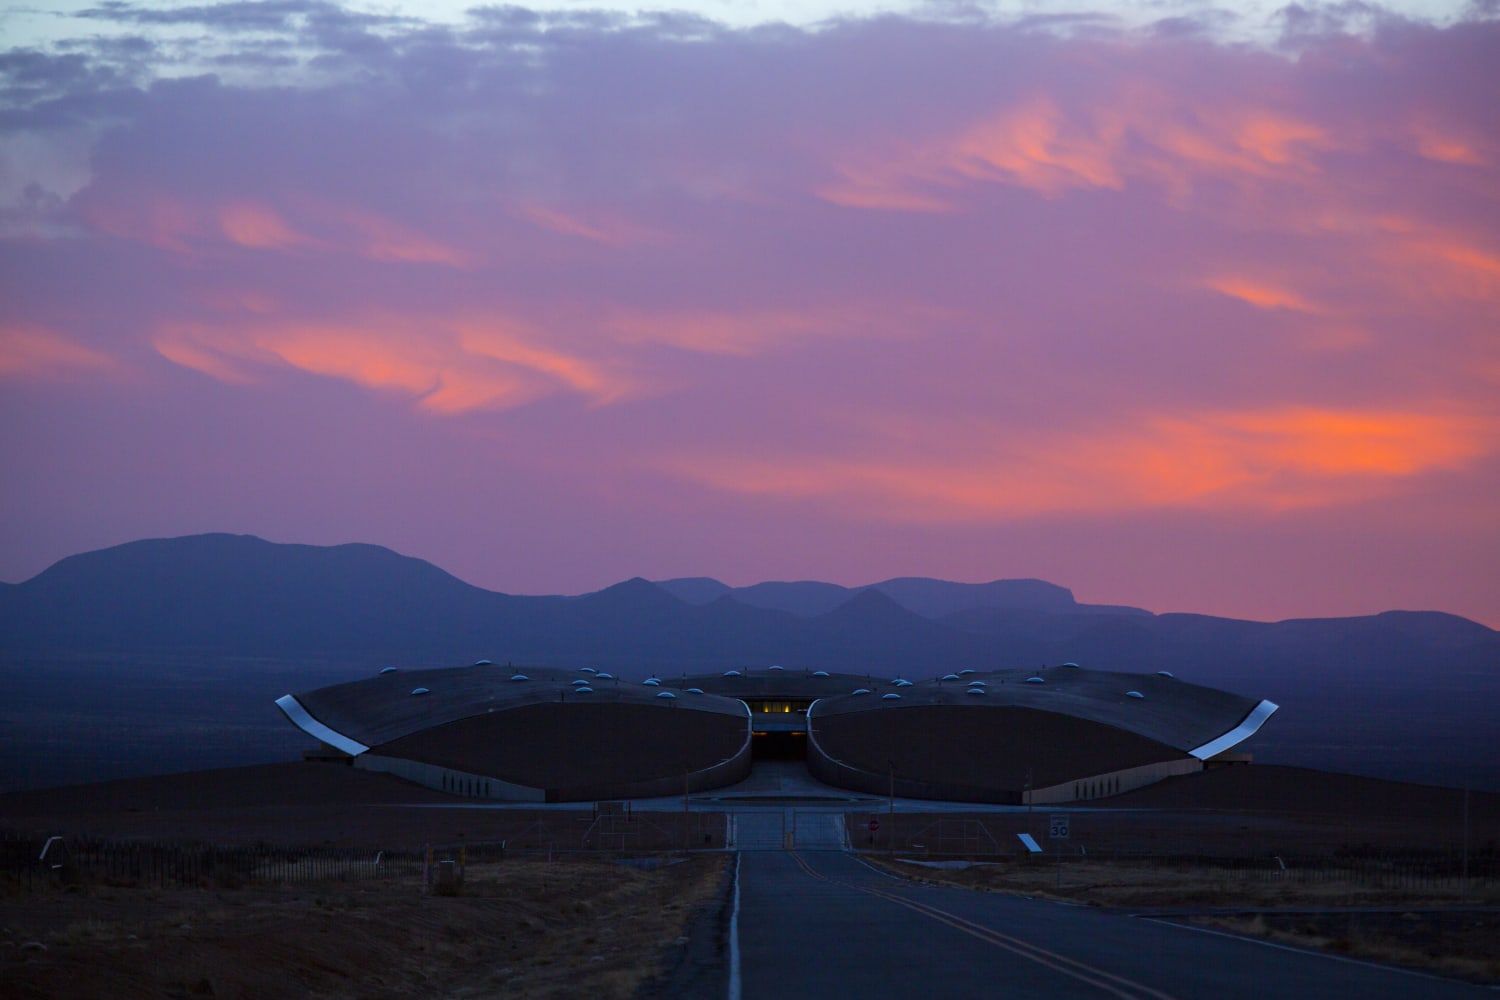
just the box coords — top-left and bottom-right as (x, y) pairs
(2, 761), (1497, 996)
(0, 762), (722, 850)
(1, 854), (731, 1000)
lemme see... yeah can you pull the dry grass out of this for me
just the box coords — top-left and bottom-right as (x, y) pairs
(0, 854), (729, 999)
(877, 857), (1499, 909)
(1191, 911), (1500, 985)
(871, 856), (1500, 984)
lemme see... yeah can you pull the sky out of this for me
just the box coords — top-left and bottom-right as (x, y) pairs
(1, 1), (1497, 626)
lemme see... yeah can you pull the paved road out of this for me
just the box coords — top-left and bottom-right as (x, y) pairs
(734, 850), (1490, 999)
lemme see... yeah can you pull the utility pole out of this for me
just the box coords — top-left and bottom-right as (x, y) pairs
(1463, 785), (1471, 895)
(888, 760), (896, 857)
(1026, 767), (1034, 837)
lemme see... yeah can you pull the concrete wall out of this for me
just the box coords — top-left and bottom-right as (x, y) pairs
(1024, 757), (1203, 804)
(354, 753), (546, 802)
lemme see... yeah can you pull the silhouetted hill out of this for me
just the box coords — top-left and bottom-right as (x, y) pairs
(657, 574), (1151, 619)
(2, 534), (1496, 792)
(653, 577), (732, 605)
(0, 534), (508, 654)
(729, 580), (856, 617)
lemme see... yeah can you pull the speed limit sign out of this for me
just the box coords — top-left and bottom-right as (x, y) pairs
(1048, 814), (1070, 839)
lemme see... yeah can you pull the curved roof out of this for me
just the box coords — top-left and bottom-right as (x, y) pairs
(808, 666), (1274, 757)
(277, 664), (746, 753)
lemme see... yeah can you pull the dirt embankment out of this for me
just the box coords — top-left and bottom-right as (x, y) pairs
(1, 855), (730, 1000)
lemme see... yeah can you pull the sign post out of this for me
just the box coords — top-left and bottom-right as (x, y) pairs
(1048, 814), (1070, 890)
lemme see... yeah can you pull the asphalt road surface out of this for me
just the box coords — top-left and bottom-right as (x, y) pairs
(733, 849), (1490, 999)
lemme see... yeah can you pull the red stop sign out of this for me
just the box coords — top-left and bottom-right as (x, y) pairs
(868, 818), (880, 832)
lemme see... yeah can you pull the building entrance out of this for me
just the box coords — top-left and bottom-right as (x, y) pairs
(744, 699), (811, 760)
(752, 730), (807, 760)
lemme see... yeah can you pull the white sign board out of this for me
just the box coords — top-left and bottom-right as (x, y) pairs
(1049, 814), (1070, 839)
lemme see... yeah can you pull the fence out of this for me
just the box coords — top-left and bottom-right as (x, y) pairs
(1083, 851), (1500, 893)
(887, 844), (1500, 896)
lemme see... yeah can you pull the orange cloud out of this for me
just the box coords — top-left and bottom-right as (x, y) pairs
(218, 203), (316, 250)
(1411, 125), (1487, 166)
(152, 328), (258, 384)
(0, 325), (116, 378)
(338, 209), (470, 267)
(520, 204), (661, 246)
(664, 405), (1495, 521)
(816, 179), (952, 213)
(153, 312), (636, 413)
(257, 325), (441, 396)
(818, 88), (1340, 210)
(949, 97), (1124, 196)
(456, 320), (630, 404)
(1206, 276), (1324, 313)
(1207, 408), (1485, 479)
(1371, 234), (1500, 303)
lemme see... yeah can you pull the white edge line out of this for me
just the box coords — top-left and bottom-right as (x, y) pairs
(727, 852), (742, 1000)
(275, 694), (370, 756)
(848, 852), (904, 881)
(1189, 700), (1278, 760)
(1141, 915), (1488, 986)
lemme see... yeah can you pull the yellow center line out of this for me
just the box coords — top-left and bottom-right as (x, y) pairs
(787, 852), (1180, 1000)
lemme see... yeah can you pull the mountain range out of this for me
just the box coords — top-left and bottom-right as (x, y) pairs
(2, 533), (1496, 792)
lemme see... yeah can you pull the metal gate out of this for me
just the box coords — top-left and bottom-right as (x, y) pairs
(729, 810), (848, 851)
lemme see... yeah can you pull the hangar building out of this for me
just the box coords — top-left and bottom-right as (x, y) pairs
(276, 663), (1276, 804)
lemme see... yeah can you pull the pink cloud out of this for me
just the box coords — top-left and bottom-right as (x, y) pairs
(0, 325), (118, 378)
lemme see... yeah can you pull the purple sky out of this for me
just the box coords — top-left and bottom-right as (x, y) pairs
(2, 3), (1497, 626)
